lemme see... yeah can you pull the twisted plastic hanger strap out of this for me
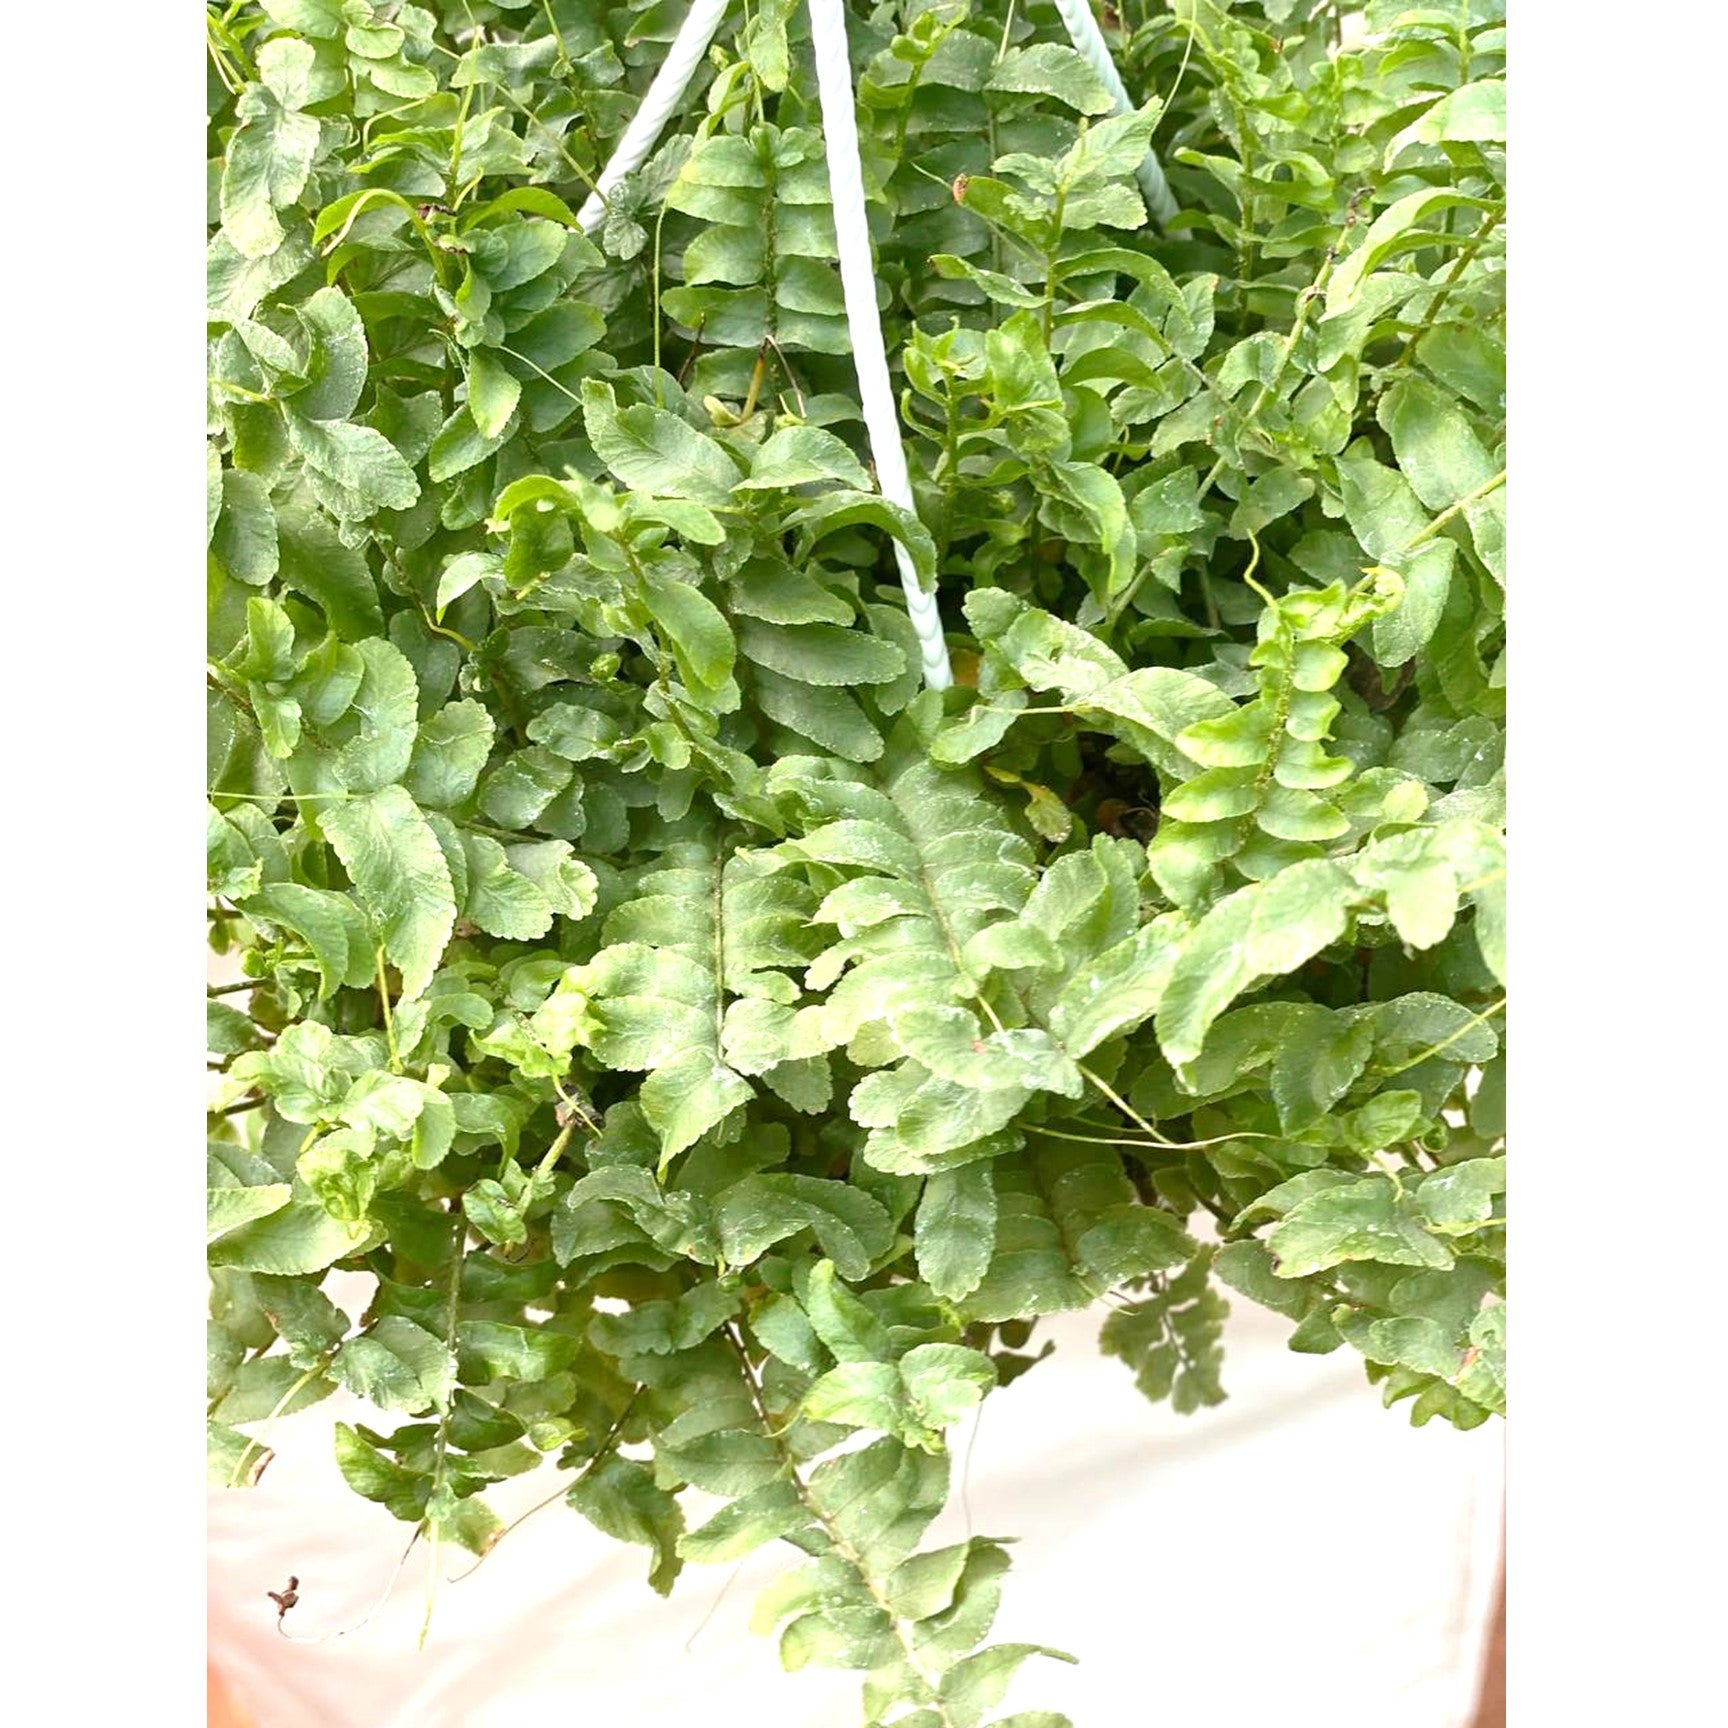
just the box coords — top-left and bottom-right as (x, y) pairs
(808, 0), (952, 688)
(1050, 0), (1179, 227)
(581, 0), (958, 687)
(575, 0), (733, 235)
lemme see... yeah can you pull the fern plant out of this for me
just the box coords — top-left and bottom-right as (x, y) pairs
(207, 3), (1506, 1722)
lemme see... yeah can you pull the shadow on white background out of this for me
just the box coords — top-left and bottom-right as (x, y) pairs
(209, 1297), (1502, 1728)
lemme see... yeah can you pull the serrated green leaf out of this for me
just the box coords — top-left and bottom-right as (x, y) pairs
(739, 425), (871, 491)
(1157, 861), (1356, 1066)
(939, 1644), (1077, 1728)
(333, 1422), (427, 1521)
(294, 288), (369, 422)
(332, 1316), (455, 1414)
(320, 786), (456, 1001)
(467, 347), (522, 440)
(208, 1191), (372, 1275)
(405, 700), (495, 809)
(678, 1480), (807, 1564)
(1267, 1176), (1454, 1278)
(916, 1165), (997, 1303)
(220, 66), (320, 259)
(1389, 80), (1506, 158)
(569, 1456), (686, 1596)
(1416, 1157), (1505, 1234)
(641, 569), (736, 697)
(241, 882), (366, 997)
(582, 380), (740, 505)
(211, 468), (279, 585)
(207, 1178), (293, 1243)
(285, 412), (421, 514)
(717, 1174), (894, 1281)
(738, 619), (906, 688)
(986, 44), (1113, 114)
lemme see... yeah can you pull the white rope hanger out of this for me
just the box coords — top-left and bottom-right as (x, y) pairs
(576, 0), (1178, 691)
(806, 0), (951, 688)
(574, 0), (734, 237)
(1050, 0), (1179, 226)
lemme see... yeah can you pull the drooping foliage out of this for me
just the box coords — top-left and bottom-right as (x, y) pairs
(207, 3), (1505, 1721)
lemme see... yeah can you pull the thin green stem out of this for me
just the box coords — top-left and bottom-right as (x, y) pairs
(726, 1327), (961, 1726)
(1238, 527), (1272, 607)
(1032, 1117), (1278, 1155)
(376, 948), (402, 1072)
(652, 196), (674, 398)
(1074, 1059), (1177, 1146)
(412, 585), (478, 650)
(206, 658), (251, 700)
(540, 0), (570, 62)
(1157, 7), (1200, 132)
(1400, 469), (1506, 552)
(225, 1353), (336, 1487)
(209, 377), (273, 404)
(1383, 205), (1504, 379)
(445, 1388), (642, 1584)
(1105, 239), (1341, 629)
(315, 189), (446, 276)
(1027, 1123), (1166, 1151)
(424, 37), (603, 201)
(1372, 998), (1506, 1080)
(447, 58), (476, 199)
(419, 1216), (467, 1649)
(206, 17), (246, 91)
(493, 341), (583, 409)
(1226, 85), (1258, 292)
(1039, 182), (1069, 346)
(532, 1116), (579, 1185)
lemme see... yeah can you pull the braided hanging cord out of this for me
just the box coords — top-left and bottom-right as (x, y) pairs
(807, 0), (953, 689)
(575, 0), (733, 235)
(1050, 0), (1180, 227)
